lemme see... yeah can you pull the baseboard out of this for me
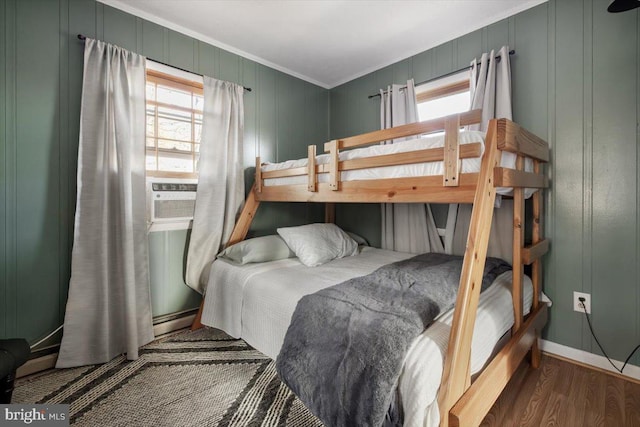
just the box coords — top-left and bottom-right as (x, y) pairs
(540, 339), (640, 382)
(16, 354), (59, 378)
(16, 314), (197, 378)
(152, 314), (196, 336)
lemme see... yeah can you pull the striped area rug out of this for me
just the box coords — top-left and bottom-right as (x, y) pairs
(14, 328), (323, 427)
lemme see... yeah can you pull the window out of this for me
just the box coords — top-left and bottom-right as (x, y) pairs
(145, 68), (203, 178)
(416, 71), (470, 122)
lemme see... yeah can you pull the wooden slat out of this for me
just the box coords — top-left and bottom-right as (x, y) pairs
(308, 145), (317, 192)
(450, 304), (548, 427)
(512, 155), (525, 334)
(262, 166), (308, 179)
(437, 119), (502, 427)
(522, 239), (550, 265)
(496, 119), (550, 162)
(324, 110), (482, 151)
(444, 115), (461, 187)
(416, 80), (470, 103)
(337, 142), (482, 172)
(147, 69), (204, 92)
(257, 174), (479, 204)
(255, 157), (262, 192)
(493, 168), (548, 188)
(263, 143), (483, 180)
(328, 140), (339, 190)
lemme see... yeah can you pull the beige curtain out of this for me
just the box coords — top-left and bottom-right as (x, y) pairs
(452, 200), (515, 264)
(57, 38), (153, 368)
(185, 77), (245, 294)
(454, 45), (514, 262)
(379, 80), (444, 254)
(469, 45), (512, 131)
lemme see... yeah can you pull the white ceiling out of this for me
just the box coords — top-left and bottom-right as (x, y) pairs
(99, 0), (547, 89)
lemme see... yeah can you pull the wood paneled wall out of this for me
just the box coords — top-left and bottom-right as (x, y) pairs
(329, 0), (640, 367)
(0, 0), (328, 344)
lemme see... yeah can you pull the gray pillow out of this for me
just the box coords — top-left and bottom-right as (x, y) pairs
(277, 223), (359, 267)
(218, 235), (295, 265)
(346, 231), (369, 246)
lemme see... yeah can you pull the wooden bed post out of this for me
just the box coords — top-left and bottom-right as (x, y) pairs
(530, 160), (543, 368)
(308, 146), (317, 192)
(443, 115), (461, 187)
(325, 203), (336, 223)
(191, 183), (261, 330)
(512, 155), (525, 333)
(256, 157), (262, 193)
(437, 119), (502, 427)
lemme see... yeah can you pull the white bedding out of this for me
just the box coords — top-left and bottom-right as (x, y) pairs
(201, 247), (533, 427)
(261, 131), (535, 198)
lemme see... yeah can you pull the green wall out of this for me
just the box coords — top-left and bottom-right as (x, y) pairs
(0, 0), (328, 345)
(2, 0), (638, 369)
(330, 0), (640, 366)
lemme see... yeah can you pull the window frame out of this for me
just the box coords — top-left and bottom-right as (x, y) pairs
(415, 70), (471, 122)
(145, 69), (204, 179)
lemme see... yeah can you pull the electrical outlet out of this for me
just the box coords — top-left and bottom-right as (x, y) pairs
(573, 291), (591, 314)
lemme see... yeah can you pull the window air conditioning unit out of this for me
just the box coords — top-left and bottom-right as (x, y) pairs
(148, 181), (197, 223)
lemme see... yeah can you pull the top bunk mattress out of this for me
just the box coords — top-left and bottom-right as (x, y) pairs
(261, 130), (535, 197)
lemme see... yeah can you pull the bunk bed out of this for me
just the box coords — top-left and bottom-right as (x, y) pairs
(192, 109), (550, 427)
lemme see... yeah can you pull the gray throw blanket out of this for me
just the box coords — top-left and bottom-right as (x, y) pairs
(276, 253), (511, 427)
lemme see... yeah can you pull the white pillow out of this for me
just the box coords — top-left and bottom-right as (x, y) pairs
(277, 223), (359, 267)
(218, 235), (295, 265)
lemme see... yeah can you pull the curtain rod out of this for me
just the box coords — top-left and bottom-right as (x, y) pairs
(367, 49), (514, 99)
(77, 34), (252, 92)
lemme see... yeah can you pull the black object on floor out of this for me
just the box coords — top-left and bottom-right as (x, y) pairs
(0, 338), (30, 403)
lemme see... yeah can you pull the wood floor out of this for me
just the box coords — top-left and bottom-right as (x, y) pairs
(481, 354), (640, 426)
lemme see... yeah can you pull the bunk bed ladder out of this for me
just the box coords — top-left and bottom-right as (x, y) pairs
(442, 119), (550, 427)
(437, 119), (502, 426)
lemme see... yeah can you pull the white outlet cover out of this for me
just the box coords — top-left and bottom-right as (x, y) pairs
(573, 291), (591, 314)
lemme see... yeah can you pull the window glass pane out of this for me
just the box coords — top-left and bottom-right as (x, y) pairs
(157, 85), (192, 109)
(157, 106), (191, 122)
(193, 95), (204, 111)
(145, 71), (200, 176)
(158, 152), (194, 173)
(146, 83), (156, 100)
(146, 116), (155, 138)
(158, 139), (193, 152)
(418, 91), (470, 122)
(157, 116), (192, 142)
(146, 152), (157, 170)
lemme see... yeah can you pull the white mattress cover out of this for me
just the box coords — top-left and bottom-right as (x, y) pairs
(201, 247), (533, 427)
(261, 131), (535, 197)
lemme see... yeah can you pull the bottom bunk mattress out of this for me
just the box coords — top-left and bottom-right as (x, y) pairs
(201, 247), (533, 427)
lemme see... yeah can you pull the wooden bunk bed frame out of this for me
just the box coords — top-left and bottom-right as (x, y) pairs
(192, 109), (550, 427)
